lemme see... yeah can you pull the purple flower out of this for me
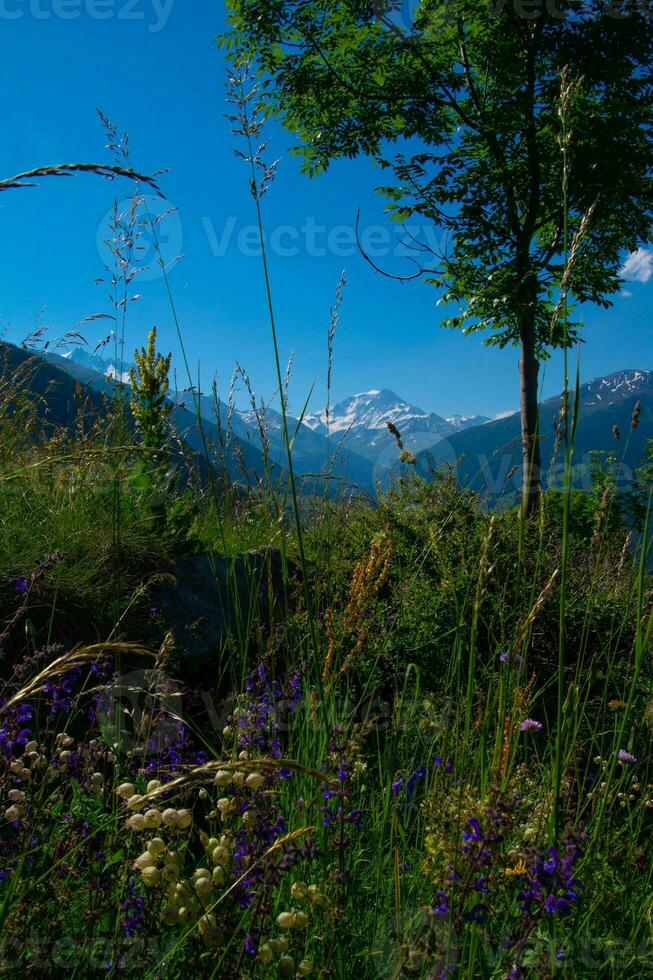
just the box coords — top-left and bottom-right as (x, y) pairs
(617, 749), (637, 764)
(433, 891), (449, 917)
(14, 577), (29, 594)
(499, 651), (523, 667)
(519, 719), (542, 733)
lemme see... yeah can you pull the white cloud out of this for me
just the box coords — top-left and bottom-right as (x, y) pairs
(620, 290), (633, 298)
(620, 248), (653, 283)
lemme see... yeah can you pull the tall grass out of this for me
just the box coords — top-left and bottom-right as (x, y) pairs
(0, 83), (652, 980)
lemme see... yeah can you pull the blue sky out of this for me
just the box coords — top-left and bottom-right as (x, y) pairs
(0, 1), (651, 419)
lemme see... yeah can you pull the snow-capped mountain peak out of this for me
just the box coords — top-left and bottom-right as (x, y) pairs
(580, 369), (652, 406)
(62, 346), (132, 384)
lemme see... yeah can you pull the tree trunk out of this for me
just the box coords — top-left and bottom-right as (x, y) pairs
(519, 319), (541, 517)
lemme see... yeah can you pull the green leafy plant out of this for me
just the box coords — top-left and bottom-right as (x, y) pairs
(129, 326), (173, 467)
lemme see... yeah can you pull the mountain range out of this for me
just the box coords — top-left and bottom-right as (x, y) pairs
(2, 342), (650, 500)
(419, 369), (652, 503)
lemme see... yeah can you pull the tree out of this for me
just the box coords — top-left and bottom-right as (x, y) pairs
(129, 326), (173, 465)
(221, 1), (653, 513)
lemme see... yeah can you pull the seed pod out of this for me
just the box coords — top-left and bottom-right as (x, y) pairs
(134, 851), (155, 871)
(194, 877), (212, 898)
(245, 772), (265, 790)
(141, 866), (161, 888)
(277, 911), (294, 929)
(278, 955), (295, 979)
(176, 809), (192, 829)
(126, 814), (146, 832)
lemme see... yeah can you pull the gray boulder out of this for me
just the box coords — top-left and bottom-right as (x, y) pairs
(153, 548), (293, 666)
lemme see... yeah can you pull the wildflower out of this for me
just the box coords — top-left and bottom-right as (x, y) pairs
(519, 719), (542, 733)
(126, 813), (146, 832)
(277, 911), (295, 929)
(500, 651), (523, 667)
(617, 749), (637, 765)
(117, 782), (136, 800)
(433, 891), (449, 917)
(14, 577), (29, 594)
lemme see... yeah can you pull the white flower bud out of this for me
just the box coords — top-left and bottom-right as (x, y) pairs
(147, 837), (165, 857)
(4, 806), (21, 822)
(117, 782), (136, 799)
(291, 881), (308, 900)
(143, 808), (162, 828)
(194, 876), (212, 898)
(176, 809), (192, 829)
(212, 846), (230, 866)
(126, 813), (146, 832)
(134, 851), (155, 870)
(146, 779), (161, 793)
(258, 944), (273, 964)
(277, 911), (294, 929)
(162, 808), (179, 827)
(245, 772), (265, 790)
(214, 770), (232, 787)
(269, 937), (289, 954)
(141, 866), (161, 887)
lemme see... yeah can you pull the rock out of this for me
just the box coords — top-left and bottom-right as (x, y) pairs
(152, 548), (292, 667)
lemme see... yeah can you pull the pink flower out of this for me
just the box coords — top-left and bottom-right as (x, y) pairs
(519, 719), (542, 733)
